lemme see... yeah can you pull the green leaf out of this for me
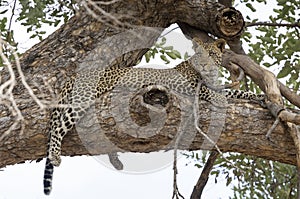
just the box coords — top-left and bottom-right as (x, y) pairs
(166, 52), (177, 59)
(163, 46), (173, 50)
(292, 40), (300, 52)
(195, 153), (199, 160)
(261, 36), (274, 44)
(160, 37), (166, 46)
(256, 0), (267, 3)
(184, 52), (189, 60)
(159, 49), (165, 54)
(280, 6), (290, 18)
(263, 62), (271, 67)
(160, 54), (170, 64)
(194, 163), (202, 168)
(172, 50), (181, 59)
(0, 17), (7, 30)
(277, 0), (287, 5)
(226, 177), (232, 186)
(0, 9), (8, 14)
(145, 52), (151, 63)
(211, 170), (220, 176)
(277, 65), (293, 78)
(246, 3), (256, 12)
(54, 19), (61, 27)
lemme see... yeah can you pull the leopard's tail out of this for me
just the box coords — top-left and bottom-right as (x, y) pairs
(43, 158), (54, 195)
(223, 89), (265, 101)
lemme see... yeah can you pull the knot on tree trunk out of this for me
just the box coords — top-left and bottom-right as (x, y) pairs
(216, 7), (244, 38)
(96, 85), (183, 153)
(130, 86), (170, 126)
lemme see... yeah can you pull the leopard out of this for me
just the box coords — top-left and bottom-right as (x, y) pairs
(43, 38), (265, 195)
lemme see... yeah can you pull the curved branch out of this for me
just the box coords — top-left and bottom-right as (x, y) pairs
(0, 97), (298, 169)
(279, 81), (300, 108)
(222, 50), (300, 108)
(8, 0), (17, 33)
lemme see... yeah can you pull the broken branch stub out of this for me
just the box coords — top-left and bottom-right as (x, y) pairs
(216, 7), (245, 38)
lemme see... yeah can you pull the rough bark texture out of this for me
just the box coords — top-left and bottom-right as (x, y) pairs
(0, 0), (298, 169)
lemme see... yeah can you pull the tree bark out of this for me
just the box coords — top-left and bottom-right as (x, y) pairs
(0, 0), (297, 169)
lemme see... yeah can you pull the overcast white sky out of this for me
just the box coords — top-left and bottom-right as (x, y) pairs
(0, 1), (278, 199)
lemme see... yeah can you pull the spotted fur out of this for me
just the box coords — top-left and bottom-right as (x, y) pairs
(43, 39), (264, 195)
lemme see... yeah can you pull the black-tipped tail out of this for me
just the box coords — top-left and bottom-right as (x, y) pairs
(43, 158), (54, 195)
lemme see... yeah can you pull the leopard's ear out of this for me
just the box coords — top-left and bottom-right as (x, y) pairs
(192, 37), (204, 45)
(214, 39), (226, 53)
(191, 37), (205, 52)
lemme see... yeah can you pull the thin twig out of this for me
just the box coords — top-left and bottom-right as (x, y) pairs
(94, 0), (120, 6)
(0, 38), (47, 140)
(159, 27), (180, 38)
(266, 118), (280, 138)
(8, 0), (17, 34)
(14, 47), (45, 110)
(1, 39), (46, 109)
(81, 0), (134, 30)
(172, 146), (185, 199)
(85, 0), (124, 27)
(0, 38), (23, 140)
(193, 83), (223, 155)
(172, 93), (186, 199)
(246, 22), (300, 28)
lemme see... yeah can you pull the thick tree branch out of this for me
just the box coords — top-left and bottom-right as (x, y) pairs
(279, 111), (300, 125)
(1, 98), (297, 169)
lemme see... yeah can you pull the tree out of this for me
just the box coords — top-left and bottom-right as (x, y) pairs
(0, 0), (299, 198)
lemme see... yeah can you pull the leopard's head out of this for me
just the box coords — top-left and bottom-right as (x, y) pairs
(192, 38), (226, 67)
